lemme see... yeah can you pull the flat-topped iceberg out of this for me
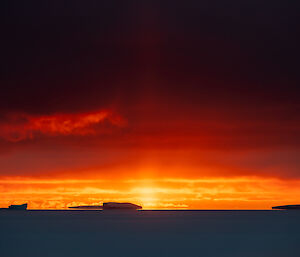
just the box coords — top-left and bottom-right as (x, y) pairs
(69, 202), (142, 210)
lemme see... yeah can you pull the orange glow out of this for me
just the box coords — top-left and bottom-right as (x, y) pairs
(0, 110), (125, 142)
(2, 0), (300, 214)
(1, 176), (300, 210)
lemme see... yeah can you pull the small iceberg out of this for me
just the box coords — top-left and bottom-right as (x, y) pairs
(272, 204), (300, 210)
(0, 203), (28, 210)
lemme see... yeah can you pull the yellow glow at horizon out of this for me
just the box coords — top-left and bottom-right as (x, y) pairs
(1, 176), (300, 210)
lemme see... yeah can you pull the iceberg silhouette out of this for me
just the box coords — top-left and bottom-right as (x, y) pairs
(69, 202), (142, 210)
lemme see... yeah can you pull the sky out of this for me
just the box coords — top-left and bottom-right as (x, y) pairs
(1, 1), (300, 209)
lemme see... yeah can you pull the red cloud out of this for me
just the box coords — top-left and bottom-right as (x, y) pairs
(0, 110), (126, 142)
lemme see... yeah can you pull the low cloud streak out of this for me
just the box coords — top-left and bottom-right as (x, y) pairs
(0, 110), (126, 142)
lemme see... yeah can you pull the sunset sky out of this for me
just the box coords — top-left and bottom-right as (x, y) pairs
(1, 1), (300, 209)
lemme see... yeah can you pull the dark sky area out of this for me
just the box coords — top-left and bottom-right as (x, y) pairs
(1, 0), (300, 179)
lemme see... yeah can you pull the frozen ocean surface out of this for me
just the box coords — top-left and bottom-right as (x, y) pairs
(0, 210), (300, 257)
